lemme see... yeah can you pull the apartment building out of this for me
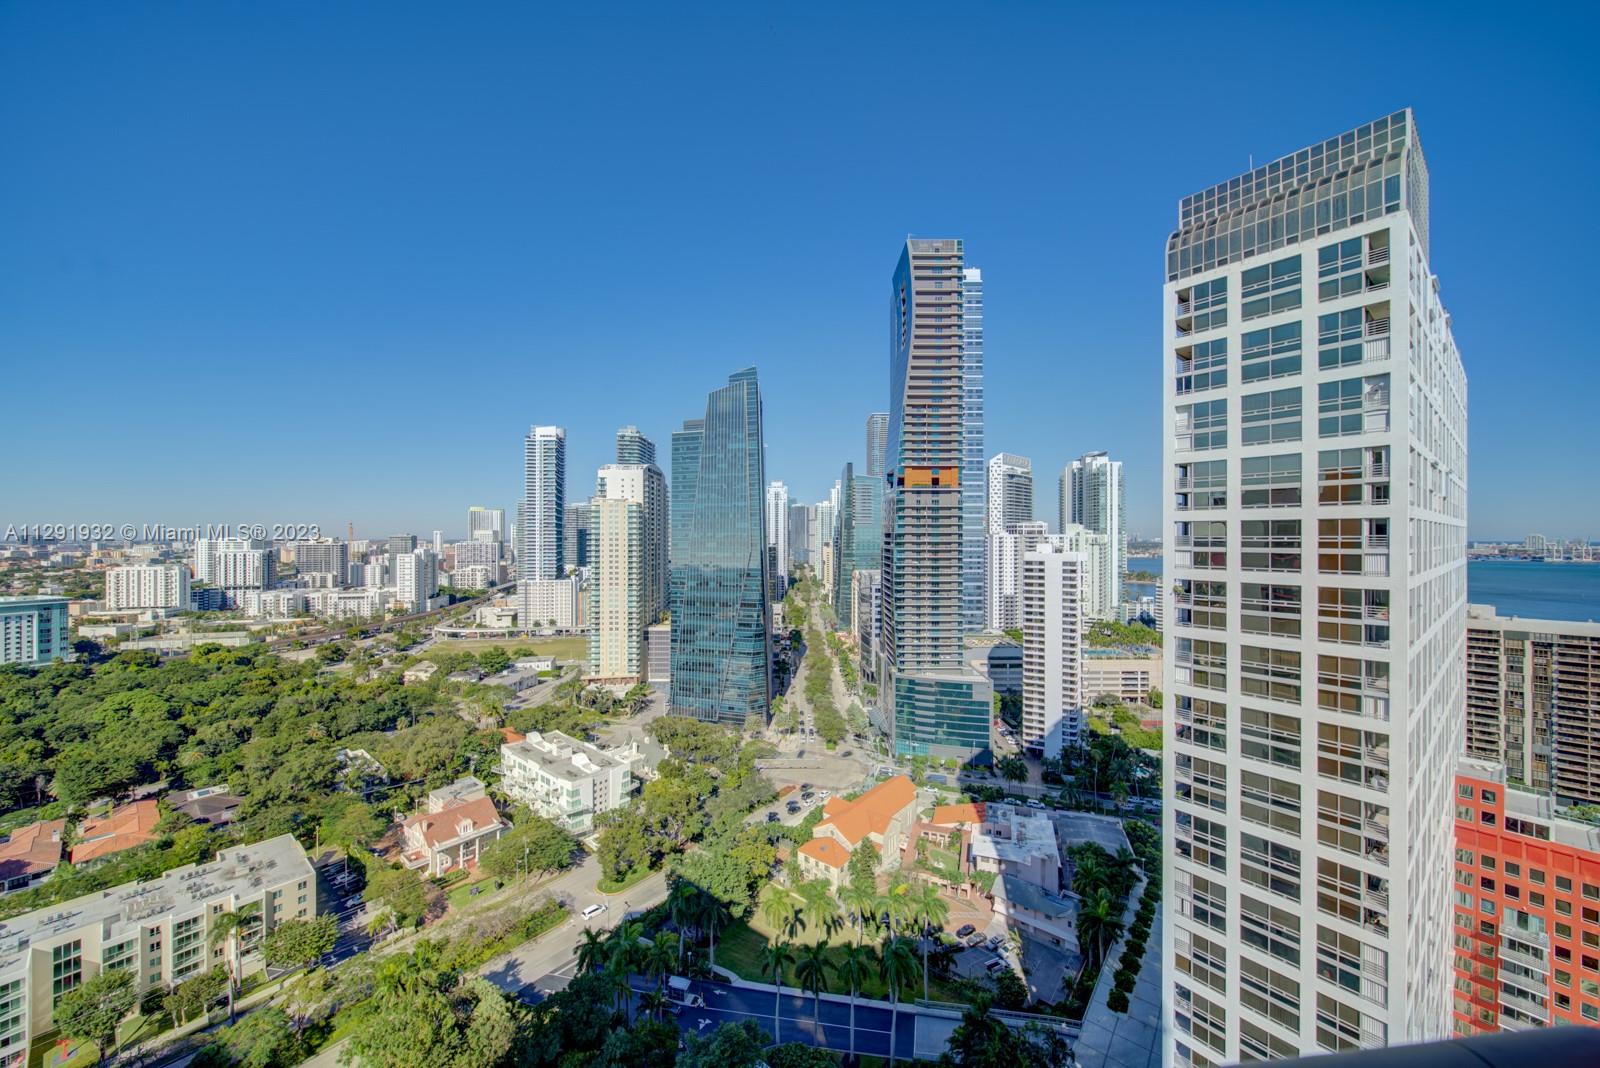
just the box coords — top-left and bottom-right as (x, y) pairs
(0, 836), (315, 1063)
(0, 597), (71, 667)
(1451, 757), (1600, 1033)
(1083, 649), (1162, 705)
(1464, 605), (1600, 807)
(498, 731), (634, 832)
(105, 564), (191, 613)
(881, 239), (993, 758)
(1020, 542), (1086, 757)
(1162, 111), (1468, 1063)
(1063, 452), (1127, 615)
(969, 802), (1062, 892)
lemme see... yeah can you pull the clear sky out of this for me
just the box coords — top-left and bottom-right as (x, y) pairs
(3, 3), (1596, 542)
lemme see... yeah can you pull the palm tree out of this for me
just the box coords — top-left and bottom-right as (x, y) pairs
(1072, 852), (1109, 898)
(1076, 888), (1124, 969)
(839, 882), (877, 947)
(799, 883), (840, 944)
(208, 901), (260, 1021)
(885, 880), (915, 939)
(795, 941), (831, 1031)
(644, 933), (678, 990)
(910, 882), (950, 1002)
(639, 987), (669, 1023)
(694, 891), (726, 970)
(576, 927), (608, 976)
(606, 921), (645, 1022)
(765, 940), (795, 1046)
(835, 942), (871, 1065)
(878, 936), (917, 1064)
(760, 885), (796, 936)
(667, 880), (696, 971)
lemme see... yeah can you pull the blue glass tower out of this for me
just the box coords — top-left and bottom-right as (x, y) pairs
(669, 369), (772, 727)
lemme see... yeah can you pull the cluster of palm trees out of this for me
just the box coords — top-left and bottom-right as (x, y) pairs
(1069, 844), (1138, 971)
(755, 874), (951, 1063)
(575, 919), (682, 1024)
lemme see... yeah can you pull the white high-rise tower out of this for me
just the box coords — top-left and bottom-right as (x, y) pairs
(1162, 110), (1467, 1063)
(1063, 451), (1125, 612)
(765, 481), (790, 596)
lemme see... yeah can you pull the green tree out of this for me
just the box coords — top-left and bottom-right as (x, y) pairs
(480, 812), (578, 882)
(319, 800), (386, 852)
(342, 954), (513, 1068)
(992, 967), (1028, 1011)
(765, 940), (795, 1046)
(316, 642), (348, 664)
(367, 864), (434, 928)
(476, 646), (511, 675)
(767, 1045), (839, 1068)
(795, 941), (831, 1029)
(879, 936), (918, 1064)
(164, 968), (227, 1026)
(910, 880), (950, 1001)
(677, 1019), (771, 1068)
(262, 915), (338, 970)
(53, 969), (138, 1066)
(835, 942), (872, 1065)
(199, 1005), (300, 1068)
(1076, 888), (1124, 969)
(847, 839), (880, 889)
(209, 902), (261, 1020)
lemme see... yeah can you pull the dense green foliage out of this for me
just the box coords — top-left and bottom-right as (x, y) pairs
(0, 646), (504, 920)
(1085, 620), (1160, 649)
(53, 968), (138, 1064)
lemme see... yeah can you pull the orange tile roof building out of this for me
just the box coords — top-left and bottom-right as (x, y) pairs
(797, 775), (918, 888)
(70, 800), (159, 864)
(0, 819), (65, 893)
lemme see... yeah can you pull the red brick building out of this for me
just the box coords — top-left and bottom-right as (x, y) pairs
(1452, 757), (1600, 1034)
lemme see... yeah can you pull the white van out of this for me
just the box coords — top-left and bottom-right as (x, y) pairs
(581, 903), (608, 920)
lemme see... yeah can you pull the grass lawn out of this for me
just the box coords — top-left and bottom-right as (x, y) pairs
(596, 865), (655, 895)
(447, 876), (503, 911)
(428, 636), (588, 660)
(716, 915), (969, 1003)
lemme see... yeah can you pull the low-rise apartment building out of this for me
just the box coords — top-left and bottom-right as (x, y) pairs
(0, 835), (315, 1065)
(1083, 649), (1161, 704)
(0, 597), (71, 668)
(498, 732), (633, 832)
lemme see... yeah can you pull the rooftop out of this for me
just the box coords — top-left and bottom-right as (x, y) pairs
(798, 837), (850, 870)
(929, 802), (985, 827)
(0, 835), (313, 972)
(995, 873), (1077, 919)
(71, 800), (160, 864)
(501, 731), (624, 781)
(404, 795), (505, 854)
(971, 805), (1061, 869)
(0, 819), (66, 882)
(815, 775), (917, 847)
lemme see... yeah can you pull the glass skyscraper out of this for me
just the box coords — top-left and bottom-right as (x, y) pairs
(880, 239), (992, 758)
(669, 369), (772, 727)
(832, 461), (883, 625)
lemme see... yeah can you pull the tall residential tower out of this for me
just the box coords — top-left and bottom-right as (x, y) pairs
(881, 238), (992, 758)
(1162, 111), (1467, 1063)
(1063, 451), (1125, 614)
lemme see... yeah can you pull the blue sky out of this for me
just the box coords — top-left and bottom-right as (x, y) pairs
(3, 3), (1596, 541)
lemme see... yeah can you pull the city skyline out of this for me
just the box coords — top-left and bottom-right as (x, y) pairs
(4, 7), (1596, 540)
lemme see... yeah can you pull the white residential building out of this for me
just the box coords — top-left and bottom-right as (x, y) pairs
(237, 589), (306, 618)
(469, 505), (506, 544)
(519, 425), (565, 581)
(987, 453), (1033, 534)
(1057, 523), (1114, 622)
(765, 481), (790, 596)
(587, 478), (647, 684)
(520, 576), (581, 631)
(988, 520), (1048, 633)
(1062, 451), (1126, 612)
(498, 731), (634, 832)
(1162, 110), (1466, 1064)
(306, 587), (393, 620)
(1020, 542), (1085, 758)
(105, 564), (191, 613)
(293, 540), (348, 584)
(392, 549), (438, 613)
(449, 563), (502, 590)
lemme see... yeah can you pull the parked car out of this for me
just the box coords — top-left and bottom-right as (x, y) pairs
(985, 957), (1008, 973)
(581, 903), (608, 920)
(964, 933), (986, 948)
(787, 801), (801, 813)
(1025, 799), (1044, 809)
(766, 811), (781, 823)
(988, 934), (1005, 948)
(956, 923), (976, 938)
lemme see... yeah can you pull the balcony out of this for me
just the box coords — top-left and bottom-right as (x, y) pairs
(1365, 317), (1390, 339)
(1367, 461), (1390, 478)
(1365, 816), (1390, 843)
(1367, 245), (1390, 266)
(1363, 336), (1391, 362)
